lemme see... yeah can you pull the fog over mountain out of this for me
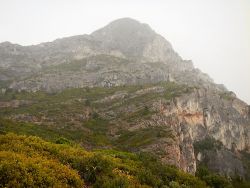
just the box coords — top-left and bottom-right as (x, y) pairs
(0, 0), (249, 103)
(0, 18), (226, 92)
(1, 2), (250, 187)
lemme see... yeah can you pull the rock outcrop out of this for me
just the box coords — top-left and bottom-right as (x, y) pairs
(1, 18), (224, 93)
(156, 88), (250, 174)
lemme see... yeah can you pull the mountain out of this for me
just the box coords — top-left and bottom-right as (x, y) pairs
(0, 18), (224, 92)
(0, 18), (250, 182)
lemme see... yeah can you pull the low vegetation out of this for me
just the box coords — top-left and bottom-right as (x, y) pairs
(115, 127), (173, 150)
(194, 137), (223, 153)
(219, 92), (235, 101)
(1, 133), (209, 188)
(195, 166), (232, 188)
(194, 138), (250, 188)
(0, 82), (192, 148)
(1, 84), (249, 187)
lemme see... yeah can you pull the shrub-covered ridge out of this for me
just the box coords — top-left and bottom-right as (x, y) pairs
(0, 133), (210, 188)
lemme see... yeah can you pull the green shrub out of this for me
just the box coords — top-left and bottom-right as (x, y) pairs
(94, 175), (129, 188)
(115, 127), (173, 149)
(55, 137), (71, 145)
(0, 151), (84, 188)
(169, 181), (181, 188)
(196, 166), (232, 188)
(194, 137), (223, 153)
(6, 133), (246, 187)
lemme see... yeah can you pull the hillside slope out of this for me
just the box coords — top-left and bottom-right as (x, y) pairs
(0, 83), (250, 178)
(0, 18), (250, 181)
(0, 133), (212, 188)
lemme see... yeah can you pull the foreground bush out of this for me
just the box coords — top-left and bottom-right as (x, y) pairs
(0, 133), (209, 187)
(0, 151), (84, 188)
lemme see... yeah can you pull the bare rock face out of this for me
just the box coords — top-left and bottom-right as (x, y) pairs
(148, 88), (250, 174)
(248, 106), (250, 118)
(142, 35), (181, 63)
(91, 18), (156, 58)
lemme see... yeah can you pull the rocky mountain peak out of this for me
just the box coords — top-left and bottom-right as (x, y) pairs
(91, 17), (156, 42)
(0, 18), (224, 92)
(95, 17), (153, 31)
(91, 18), (173, 59)
(0, 41), (13, 46)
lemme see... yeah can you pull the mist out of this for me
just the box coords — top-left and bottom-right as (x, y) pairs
(0, 0), (249, 103)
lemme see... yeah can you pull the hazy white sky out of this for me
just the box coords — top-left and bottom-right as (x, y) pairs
(0, 0), (249, 104)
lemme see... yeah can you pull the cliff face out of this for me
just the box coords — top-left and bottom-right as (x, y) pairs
(150, 88), (250, 174)
(0, 18), (249, 177)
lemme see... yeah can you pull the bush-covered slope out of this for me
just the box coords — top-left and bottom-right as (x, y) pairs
(1, 82), (250, 186)
(0, 82), (191, 149)
(0, 133), (211, 188)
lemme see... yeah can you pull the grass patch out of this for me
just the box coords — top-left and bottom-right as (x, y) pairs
(115, 127), (173, 149)
(219, 92), (235, 101)
(0, 118), (61, 142)
(194, 137), (223, 154)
